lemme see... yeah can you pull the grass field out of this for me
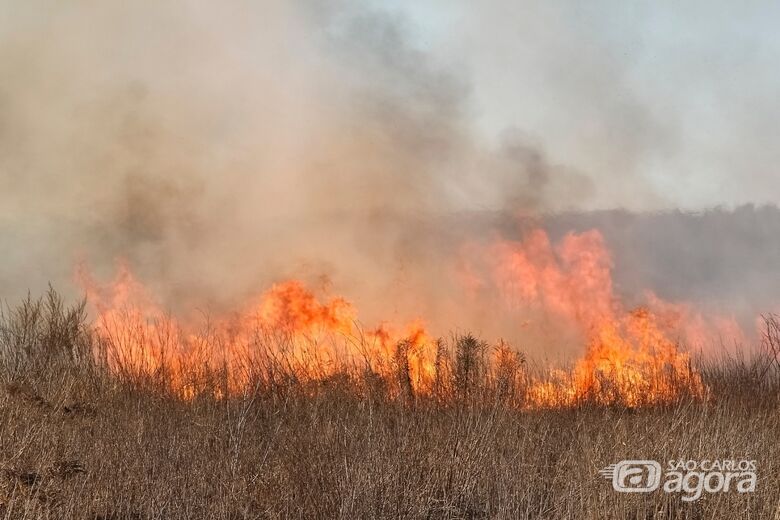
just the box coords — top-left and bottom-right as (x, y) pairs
(0, 291), (777, 519)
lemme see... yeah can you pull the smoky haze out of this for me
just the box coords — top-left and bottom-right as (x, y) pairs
(0, 2), (584, 306)
(1, 1), (778, 344)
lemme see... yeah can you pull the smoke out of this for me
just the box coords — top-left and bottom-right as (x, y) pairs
(0, 1), (587, 315)
(0, 1), (777, 346)
(544, 205), (780, 317)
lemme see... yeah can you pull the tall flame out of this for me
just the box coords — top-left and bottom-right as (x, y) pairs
(76, 227), (732, 406)
(467, 229), (707, 406)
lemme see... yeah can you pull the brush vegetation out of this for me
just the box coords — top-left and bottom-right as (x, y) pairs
(0, 289), (778, 519)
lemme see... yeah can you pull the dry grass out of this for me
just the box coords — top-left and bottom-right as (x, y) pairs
(0, 290), (778, 519)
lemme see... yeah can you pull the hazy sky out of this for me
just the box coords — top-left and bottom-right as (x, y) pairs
(370, 1), (780, 210)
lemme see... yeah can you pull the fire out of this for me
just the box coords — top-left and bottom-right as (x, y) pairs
(525, 309), (705, 407)
(466, 229), (707, 407)
(76, 265), (437, 398)
(76, 227), (724, 407)
(254, 280), (355, 336)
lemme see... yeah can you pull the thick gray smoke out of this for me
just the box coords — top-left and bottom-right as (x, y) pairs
(0, 1), (586, 314)
(1, 1), (778, 344)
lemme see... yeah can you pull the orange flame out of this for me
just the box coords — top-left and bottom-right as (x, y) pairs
(76, 265), (436, 397)
(468, 229), (707, 407)
(75, 227), (736, 406)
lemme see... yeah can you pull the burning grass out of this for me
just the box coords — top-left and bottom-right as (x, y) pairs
(0, 229), (775, 517)
(86, 309), (706, 409)
(0, 291), (779, 518)
(71, 228), (718, 408)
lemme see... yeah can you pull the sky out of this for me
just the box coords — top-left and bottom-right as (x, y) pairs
(371, 1), (780, 210)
